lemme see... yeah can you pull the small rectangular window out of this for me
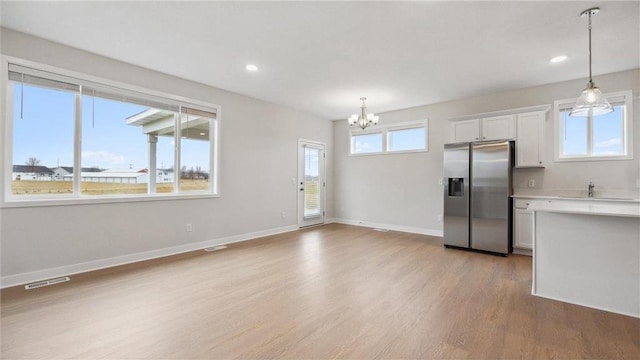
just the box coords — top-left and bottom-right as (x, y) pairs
(387, 127), (426, 152)
(349, 120), (428, 155)
(555, 91), (633, 161)
(351, 133), (383, 154)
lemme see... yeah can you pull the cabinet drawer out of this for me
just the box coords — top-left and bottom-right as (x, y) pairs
(514, 199), (533, 209)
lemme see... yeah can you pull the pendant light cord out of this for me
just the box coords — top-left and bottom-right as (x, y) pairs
(589, 11), (593, 84)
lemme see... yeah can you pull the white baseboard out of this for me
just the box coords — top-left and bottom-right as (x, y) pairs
(1, 224), (299, 289)
(332, 218), (443, 237)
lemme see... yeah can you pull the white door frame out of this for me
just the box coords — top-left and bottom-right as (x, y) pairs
(297, 139), (326, 228)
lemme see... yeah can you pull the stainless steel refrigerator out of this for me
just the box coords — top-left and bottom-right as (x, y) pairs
(443, 140), (513, 255)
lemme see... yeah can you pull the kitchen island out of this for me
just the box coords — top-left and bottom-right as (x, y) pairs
(529, 199), (640, 317)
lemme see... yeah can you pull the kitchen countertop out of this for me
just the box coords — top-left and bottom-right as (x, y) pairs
(527, 199), (640, 218)
(512, 194), (639, 202)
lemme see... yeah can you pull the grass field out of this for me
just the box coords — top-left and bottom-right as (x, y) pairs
(12, 180), (209, 196)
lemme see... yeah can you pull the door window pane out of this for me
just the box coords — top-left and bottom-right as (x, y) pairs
(388, 127), (426, 152)
(352, 133), (383, 154)
(11, 82), (75, 195)
(304, 147), (321, 218)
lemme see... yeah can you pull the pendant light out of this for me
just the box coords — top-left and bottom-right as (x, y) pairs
(569, 7), (613, 117)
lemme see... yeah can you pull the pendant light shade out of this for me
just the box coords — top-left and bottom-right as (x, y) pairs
(569, 7), (613, 117)
(569, 80), (613, 117)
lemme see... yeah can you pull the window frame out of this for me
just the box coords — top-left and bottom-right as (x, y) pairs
(553, 90), (633, 162)
(1, 56), (221, 208)
(349, 120), (429, 156)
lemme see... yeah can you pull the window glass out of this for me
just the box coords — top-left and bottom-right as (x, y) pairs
(179, 110), (211, 192)
(81, 95), (150, 195)
(558, 100), (629, 160)
(388, 127), (426, 152)
(11, 82), (75, 195)
(561, 113), (588, 156)
(352, 133), (383, 154)
(7, 62), (219, 202)
(304, 147), (321, 218)
(593, 106), (624, 156)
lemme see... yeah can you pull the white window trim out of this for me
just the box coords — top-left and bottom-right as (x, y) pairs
(1, 56), (221, 208)
(553, 90), (633, 162)
(349, 119), (429, 156)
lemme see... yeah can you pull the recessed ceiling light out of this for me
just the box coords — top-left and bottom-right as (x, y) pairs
(200, 132), (206, 136)
(245, 64), (258, 71)
(550, 55), (567, 64)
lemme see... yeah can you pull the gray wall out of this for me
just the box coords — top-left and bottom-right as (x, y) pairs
(0, 29), (334, 284)
(333, 69), (640, 234)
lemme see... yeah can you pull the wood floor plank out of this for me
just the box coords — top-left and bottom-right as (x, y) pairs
(2, 223), (639, 359)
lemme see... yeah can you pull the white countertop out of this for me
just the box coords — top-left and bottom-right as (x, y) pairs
(512, 194), (639, 202)
(528, 199), (640, 218)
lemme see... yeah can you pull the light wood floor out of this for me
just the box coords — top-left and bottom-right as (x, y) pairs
(2, 224), (639, 359)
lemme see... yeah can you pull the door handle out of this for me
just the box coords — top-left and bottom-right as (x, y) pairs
(300, 188), (304, 191)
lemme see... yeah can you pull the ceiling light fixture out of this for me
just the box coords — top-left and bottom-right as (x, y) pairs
(569, 7), (613, 117)
(549, 55), (567, 63)
(347, 97), (379, 130)
(245, 64), (258, 72)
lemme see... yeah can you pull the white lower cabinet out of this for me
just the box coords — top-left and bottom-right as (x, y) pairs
(513, 199), (534, 250)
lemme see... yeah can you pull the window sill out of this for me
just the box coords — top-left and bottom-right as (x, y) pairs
(1, 192), (220, 208)
(349, 149), (429, 156)
(554, 154), (633, 162)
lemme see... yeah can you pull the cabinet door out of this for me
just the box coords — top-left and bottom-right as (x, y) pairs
(451, 119), (481, 142)
(515, 209), (534, 249)
(515, 111), (545, 168)
(481, 115), (514, 141)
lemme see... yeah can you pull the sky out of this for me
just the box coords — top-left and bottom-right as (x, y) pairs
(562, 106), (623, 156)
(12, 83), (210, 172)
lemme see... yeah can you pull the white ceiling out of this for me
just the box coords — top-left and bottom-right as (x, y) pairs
(1, 1), (638, 120)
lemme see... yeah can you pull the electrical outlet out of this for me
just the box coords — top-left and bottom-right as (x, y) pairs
(437, 214), (443, 222)
(528, 179), (535, 188)
(281, 211), (286, 219)
(186, 223), (193, 232)
(438, 178), (443, 185)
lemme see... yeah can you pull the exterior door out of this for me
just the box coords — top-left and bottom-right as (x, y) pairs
(298, 140), (325, 227)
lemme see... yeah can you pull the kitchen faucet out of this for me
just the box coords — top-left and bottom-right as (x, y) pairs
(588, 181), (595, 198)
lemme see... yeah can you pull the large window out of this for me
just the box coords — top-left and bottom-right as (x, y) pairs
(5, 61), (219, 202)
(554, 91), (633, 161)
(350, 120), (428, 155)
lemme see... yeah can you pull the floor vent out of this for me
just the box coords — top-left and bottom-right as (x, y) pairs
(373, 228), (389, 232)
(25, 276), (70, 290)
(204, 245), (228, 252)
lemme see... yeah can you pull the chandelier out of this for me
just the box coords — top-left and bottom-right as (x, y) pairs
(347, 97), (379, 130)
(569, 7), (613, 117)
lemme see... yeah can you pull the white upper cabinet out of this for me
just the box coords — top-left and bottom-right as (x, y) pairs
(481, 115), (514, 141)
(515, 111), (546, 168)
(450, 115), (514, 143)
(451, 119), (481, 142)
